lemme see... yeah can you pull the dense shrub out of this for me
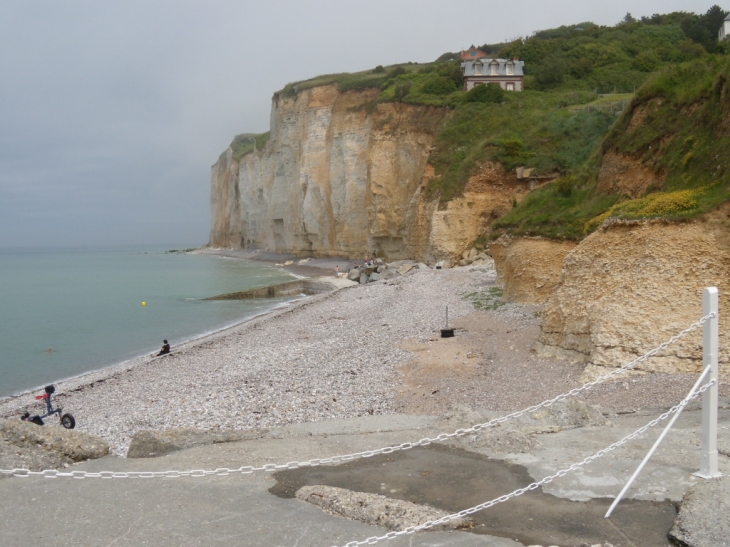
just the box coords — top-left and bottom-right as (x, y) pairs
(464, 83), (504, 103)
(421, 74), (457, 95)
(555, 175), (575, 197)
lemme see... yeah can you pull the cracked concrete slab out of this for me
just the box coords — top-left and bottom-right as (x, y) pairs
(0, 408), (728, 546)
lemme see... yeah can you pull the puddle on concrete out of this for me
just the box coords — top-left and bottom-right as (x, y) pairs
(271, 444), (676, 547)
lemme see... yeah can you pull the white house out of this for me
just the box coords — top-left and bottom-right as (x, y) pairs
(719, 13), (730, 40)
(461, 59), (525, 92)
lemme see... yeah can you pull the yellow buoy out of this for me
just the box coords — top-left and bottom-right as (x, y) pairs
(142, 301), (147, 306)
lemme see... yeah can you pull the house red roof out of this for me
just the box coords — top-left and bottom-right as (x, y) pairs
(460, 46), (489, 61)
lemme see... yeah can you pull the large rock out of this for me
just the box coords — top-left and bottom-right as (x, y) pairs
(489, 235), (577, 304)
(435, 401), (606, 455)
(295, 485), (473, 531)
(380, 269), (399, 280)
(669, 476), (730, 547)
(538, 221), (730, 375)
(522, 398), (609, 429)
(347, 268), (360, 281)
(127, 428), (267, 458)
(0, 420), (109, 474)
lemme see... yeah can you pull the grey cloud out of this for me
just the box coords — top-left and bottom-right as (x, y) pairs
(0, 0), (719, 248)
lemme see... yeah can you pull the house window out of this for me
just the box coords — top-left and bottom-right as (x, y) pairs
(506, 62), (514, 76)
(471, 50), (477, 56)
(490, 61), (499, 76)
(475, 62), (483, 75)
(506, 82), (515, 91)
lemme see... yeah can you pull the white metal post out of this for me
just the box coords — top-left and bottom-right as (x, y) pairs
(605, 287), (722, 518)
(694, 287), (721, 479)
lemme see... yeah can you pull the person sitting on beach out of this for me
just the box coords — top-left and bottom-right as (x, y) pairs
(154, 340), (170, 356)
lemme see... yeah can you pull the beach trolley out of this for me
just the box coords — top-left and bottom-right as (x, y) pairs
(21, 385), (76, 429)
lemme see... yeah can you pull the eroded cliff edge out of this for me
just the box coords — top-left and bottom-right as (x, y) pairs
(211, 86), (438, 258)
(209, 86), (531, 261)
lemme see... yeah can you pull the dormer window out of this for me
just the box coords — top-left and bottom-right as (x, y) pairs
(475, 62), (483, 75)
(506, 62), (514, 76)
(490, 61), (499, 76)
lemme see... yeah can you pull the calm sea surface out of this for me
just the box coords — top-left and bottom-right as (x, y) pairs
(0, 246), (298, 399)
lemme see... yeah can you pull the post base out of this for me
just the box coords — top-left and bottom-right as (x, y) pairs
(692, 471), (723, 480)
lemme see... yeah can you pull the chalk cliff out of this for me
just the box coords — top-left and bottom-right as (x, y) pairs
(209, 86), (531, 261)
(210, 86), (439, 258)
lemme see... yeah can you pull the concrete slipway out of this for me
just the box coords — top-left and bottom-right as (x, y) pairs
(0, 406), (728, 547)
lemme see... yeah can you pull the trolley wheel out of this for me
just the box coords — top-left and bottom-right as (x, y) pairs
(61, 413), (76, 429)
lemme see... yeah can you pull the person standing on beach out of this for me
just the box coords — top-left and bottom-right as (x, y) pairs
(335, 265), (339, 276)
(154, 340), (170, 356)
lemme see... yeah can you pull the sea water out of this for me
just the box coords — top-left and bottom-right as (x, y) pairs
(0, 245), (298, 399)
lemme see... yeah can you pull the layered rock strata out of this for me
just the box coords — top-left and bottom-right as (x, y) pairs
(210, 86), (447, 258)
(209, 86), (532, 261)
(537, 220), (730, 376)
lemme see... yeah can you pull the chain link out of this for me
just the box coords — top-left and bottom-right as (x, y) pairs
(0, 313), (714, 480)
(331, 379), (716, 547)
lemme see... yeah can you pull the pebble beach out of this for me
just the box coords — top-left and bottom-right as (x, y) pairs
(1, 256), (722, 456)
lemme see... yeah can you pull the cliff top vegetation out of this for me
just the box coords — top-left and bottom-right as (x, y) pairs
(272, 7), (728, 211)
(225, 132), (271, 163)
(233, 6), (730, 243)
(494, 53), (730, 240)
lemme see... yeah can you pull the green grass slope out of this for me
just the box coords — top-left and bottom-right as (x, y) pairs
(495, 54), (730, 240)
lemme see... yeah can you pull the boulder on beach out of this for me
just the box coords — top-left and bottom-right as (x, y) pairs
(0, 419), (109, 475)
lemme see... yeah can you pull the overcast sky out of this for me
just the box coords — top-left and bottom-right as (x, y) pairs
(0, 1), (723, 248)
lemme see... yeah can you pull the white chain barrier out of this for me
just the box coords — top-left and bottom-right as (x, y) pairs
(331, 378), (717, 547)
(0, 313), (714, 480)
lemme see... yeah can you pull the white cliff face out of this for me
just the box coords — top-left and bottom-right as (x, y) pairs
(209, 86), (450, 259)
